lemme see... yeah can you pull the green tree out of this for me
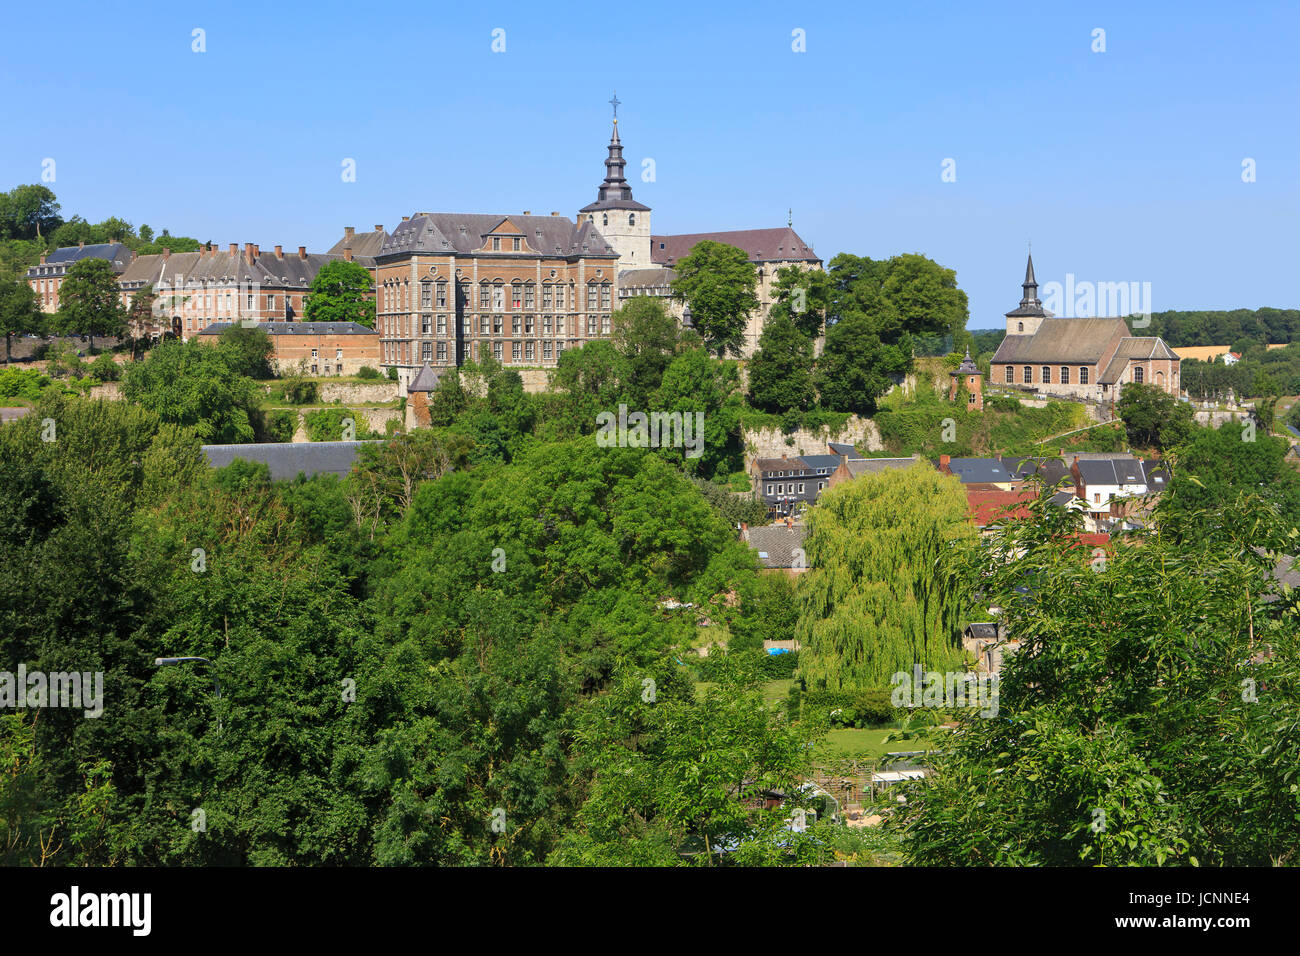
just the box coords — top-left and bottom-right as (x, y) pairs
(0, 276), (42, 363)
(652, 347), (745, 479)
(670, 241), (758, 358)
(897, 496), (1300, 866)
(53, 258), (126, 346)
(747, 315), (815, 412)
(770, 266), (832, 339)
(304, 260), (375, 327)
(122, 338), (263, 443)
(797, 464), (976, 689)
(814, 311), (911, 415)
(0, 184), (62, 240)
(611, 297), (678, 407)
(1115, 381), (1195, 450)
(216, 324), (275, 379)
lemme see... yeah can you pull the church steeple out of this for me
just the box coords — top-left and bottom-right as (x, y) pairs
(1019, 252), (1042, 312)
(1005, 250), (1050, 335)
(578, 95), (651, 271)
(592, 119), (635, 205)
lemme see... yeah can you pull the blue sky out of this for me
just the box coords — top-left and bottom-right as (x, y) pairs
(1, 0), (1296, 328)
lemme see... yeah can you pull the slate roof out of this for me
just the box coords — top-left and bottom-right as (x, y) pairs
(744, 524), (808, 570)
(797, 454), (842, 474)
(844, 457), (918, 477)
(650, 228), (820, 266)
(1098, 337), (1180, 384)
(964, 622), (1000, 641)
(828, 441), (859, 458)
(407, 362), (444, 392)
(27, 242), (133, 277)
(0, 407), (33, 424)
(618, 267), (676, 291)
(754, 457), (816, 477)
(202, 441), (383, 480)
(1142, 459), (1170, 491)
(1074, 457), (1146, 486)
(990, 318), (1130, 365)
(120, 248), (337, 293)
(327, 226), (389, 267)
(378, 213), (617, 261)
(940, 457), (1013, 484)
(1000, 456), (1074, 487)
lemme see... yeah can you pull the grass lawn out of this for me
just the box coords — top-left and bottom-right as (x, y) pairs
(693, 678), (794, 708)
(815, 727), (937, 761)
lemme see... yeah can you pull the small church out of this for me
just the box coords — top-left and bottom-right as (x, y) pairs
(991, 255), (1180, 401)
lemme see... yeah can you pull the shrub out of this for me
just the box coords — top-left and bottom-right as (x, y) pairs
(260, 409), (297, 443)
(386, 366), (399, 381)
(356, 366), (381, 380)
(89, 353), (121, 382)
(283, 377), (318, 405)
(0, 367), (51, 401)
(303, 407), (374, 442)
(799, 688), (896, 727)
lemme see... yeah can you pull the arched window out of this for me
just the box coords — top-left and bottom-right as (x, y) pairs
(1134, 366), (1144, 383)
(1041, 366), (1051, 384)
(1060, 367), (1070, 384)
(511, 281), (523, 310)
(629, 214), (636, 225)
(479, 281), (492, 310)
(1080, 367), (1089, 385)
(1018, 321), (1024, 332)
(602, 213), (608, 227)
(1005, 366), (1015, 383)
(1022, 366), (1032, 384)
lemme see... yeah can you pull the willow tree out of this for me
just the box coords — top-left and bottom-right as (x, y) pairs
(796, 463), (976, 689)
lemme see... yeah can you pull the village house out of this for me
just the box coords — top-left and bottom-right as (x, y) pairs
(740, 521), (809, 575)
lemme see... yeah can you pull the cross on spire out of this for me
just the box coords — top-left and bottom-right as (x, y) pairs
(609, 92), (620, 120)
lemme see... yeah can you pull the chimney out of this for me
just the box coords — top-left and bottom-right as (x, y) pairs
(523, 210), (530, 216)
(78, 241), (84, 249)
(344, 248), (354, 262)
(374, 224), (383, 232)
(344, 226), (355, 239)
(130, 250), (137, 262)
(298, 246), (307, 259)
(163, 247), (171, 260)
(275, 245), (284, 258)
(244, 243), (254, 265)
(39, 254), (46, 265)
(786, 516), (793, 529)
(401, 216), (410, 222)
(550, 211), (559, 216)
(252, 244), (260, 257)
(939, 454), (951, 473)
(228, 243), (237, 256)
(741, 522), (748, 533)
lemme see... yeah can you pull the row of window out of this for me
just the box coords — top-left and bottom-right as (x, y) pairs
(765, 481), (828, 496)
(1005, 365), (1161, 386)
(1006, 365), (1092, 386)
(384, 340), (577, 364)
(380, 280), (612, 314)
(381, 314), (614, 338)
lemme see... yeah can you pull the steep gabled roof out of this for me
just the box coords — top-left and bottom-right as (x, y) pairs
(378, 213), (617, 261)
(1098, 337), (1181, 384)
(991, 318), (1131, 365)
(650, 227), (820, 266)
(407, 363), (444, 392)
(744, 524), (808, 569)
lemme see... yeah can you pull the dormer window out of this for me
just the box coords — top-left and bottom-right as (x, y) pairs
(492, 237), (501, 251)
(512, 237), (521, 251)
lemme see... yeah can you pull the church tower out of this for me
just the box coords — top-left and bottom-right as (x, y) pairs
(578, 95), (651, 275)
(1005, 252), (1050, 336)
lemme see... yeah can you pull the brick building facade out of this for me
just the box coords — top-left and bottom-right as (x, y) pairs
(27, 242), (133, 313)
(198, 321), (379, 376)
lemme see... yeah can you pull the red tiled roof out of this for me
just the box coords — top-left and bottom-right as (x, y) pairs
(966, 490), (1035, 528)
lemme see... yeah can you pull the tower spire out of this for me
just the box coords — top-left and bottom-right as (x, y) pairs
(1020, 251), (1041, 310)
